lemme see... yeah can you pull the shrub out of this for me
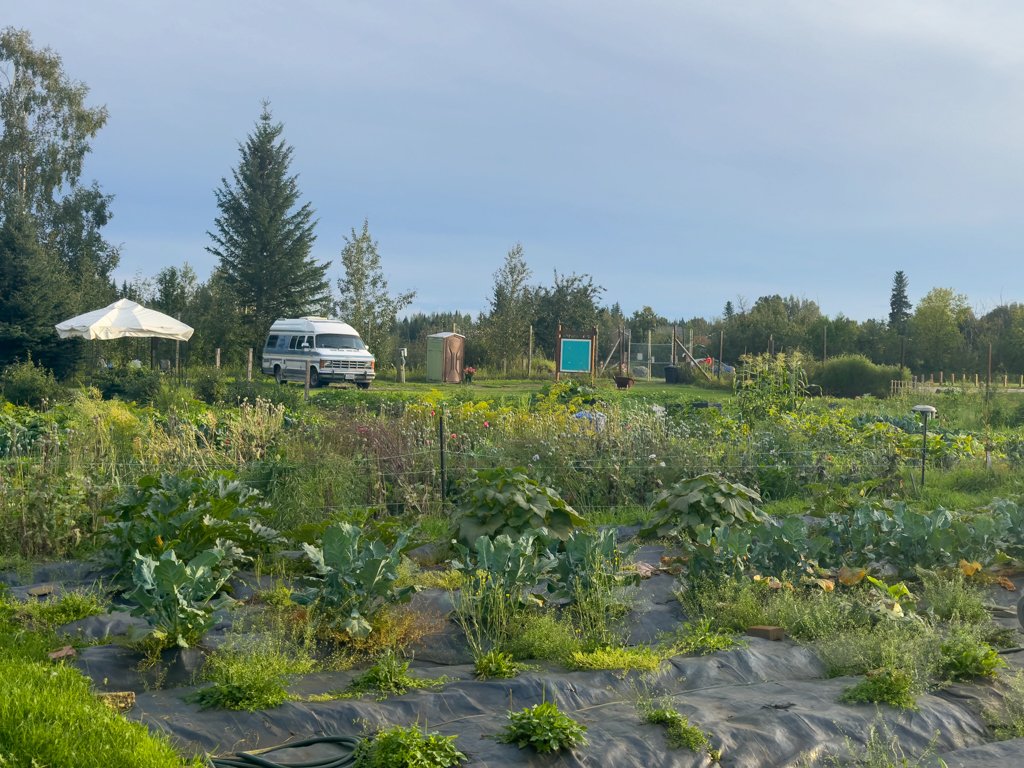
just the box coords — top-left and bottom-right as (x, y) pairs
(503, 611), (579, 662)
(499, 699), (588, 754)
(0, 654), (190, 768)
(638, 699), (711, 752)
(639, 474), (766, 541)
(918, 568), (987, 624)
(227, 378), (303, 409)
(451, 467), (587, 547)
(815, 623), (940, 683)
(839, 668), (919, 709)
(293, 524), (421, 640)
(812, 354), (908, 399)
(94, 366), (160, 403)
(98, 471), (282, 578)
(192, 367), (226, 404)
(124, 548), (234, 650)
(0, 357), (66, 408)
(352, 724), (466, 768)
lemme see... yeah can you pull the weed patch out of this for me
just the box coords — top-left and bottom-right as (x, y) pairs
(638, 698), (712, 752)
(839, 668), (920, 709)
(352, 723), (466, 768)
(499, 699), (588, 754)
(567, 645), (666, 673)
(674, 618), (746, 656)
(339, 651), (454, 701)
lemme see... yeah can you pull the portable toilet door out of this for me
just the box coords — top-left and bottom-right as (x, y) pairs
(443, 334), (465, 383)
(426, 332), (465, 383)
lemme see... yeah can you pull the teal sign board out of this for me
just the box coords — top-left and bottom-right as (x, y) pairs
(560, 339), (592, 373)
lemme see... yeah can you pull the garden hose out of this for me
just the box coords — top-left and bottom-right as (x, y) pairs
(208, 735), (362, 768)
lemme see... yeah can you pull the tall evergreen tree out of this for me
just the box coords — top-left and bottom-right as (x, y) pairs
(889, 271), (912, 335)
(0, 209), (69, 371)
(207, 103), (330, 352)
(335, 220), (416, 366)
(483, 243), (534, 368)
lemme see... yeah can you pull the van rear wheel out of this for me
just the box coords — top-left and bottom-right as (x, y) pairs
(274, 365), (285, 384)
(356, 382), (371, 390)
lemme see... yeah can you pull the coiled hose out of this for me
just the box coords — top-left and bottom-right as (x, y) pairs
(208, 735), (362, 768)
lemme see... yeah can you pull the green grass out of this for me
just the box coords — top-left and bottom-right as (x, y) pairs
(567, 645), (667, 673)
(335, 651), (454, 701)
(0, 653), (196, 768)
(638, 699), (712, 752)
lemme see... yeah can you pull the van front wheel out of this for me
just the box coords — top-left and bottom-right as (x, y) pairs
(274, 365), (285, 384)
(309, 368), (320, 388)
(356, 382), (371, 390)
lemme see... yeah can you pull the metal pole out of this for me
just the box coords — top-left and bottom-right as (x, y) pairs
(439, 409), (447, 506)
(247, 348), (253, 382)
(921, 414), (928, 488)
(718, 331), (724, 380)
(528, 325), (533, 378)
(647, 330), (652, 382)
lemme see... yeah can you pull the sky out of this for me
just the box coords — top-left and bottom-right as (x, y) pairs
(7, 1), (1024, 321)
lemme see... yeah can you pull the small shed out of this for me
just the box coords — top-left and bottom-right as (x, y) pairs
(426, 332), (465, 383)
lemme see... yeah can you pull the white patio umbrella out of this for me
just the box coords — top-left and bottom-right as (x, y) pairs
(55, 299), (193, 341)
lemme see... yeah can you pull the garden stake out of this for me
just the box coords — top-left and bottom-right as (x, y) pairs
(912, 404), (937, 488)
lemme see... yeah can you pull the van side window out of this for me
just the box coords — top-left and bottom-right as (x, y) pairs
(288, 336), (298, 350)
(265, 335), (278, 349)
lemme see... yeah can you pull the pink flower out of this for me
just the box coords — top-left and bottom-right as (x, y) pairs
(451, 433), (456, 439)
(483, 422), (489, 428)
(431, 410), (435, 416)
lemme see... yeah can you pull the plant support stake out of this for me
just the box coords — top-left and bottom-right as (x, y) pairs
(439, 408), (447, 506)
(912, 405), (937, 488)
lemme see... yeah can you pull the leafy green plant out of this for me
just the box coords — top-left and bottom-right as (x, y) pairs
(638, 698), (712, 751)
(865, 577), (922, 625)
(341, 650), (453, 700)
(184, 636), (314, 711)
(452, 467), (587, 547)
(683, 524), (752, 579)
(292, 523), (420, 640)
(352, 724), (466, 768)
(94, 366), (160, 403)
(639, 474), (767, 541)
(839, 668), (919, 709)
(99, 471), (281, 577)
(192, 367), (226, 404)
(675, 617), (745, 656)
(124, 548), (234, 650)
(499, 699), (588, 754)
(551, 527), (639, 594)
(938, 623), (1005, 681)
(474, 649), (527, 680)
(917, 568), (987, 624)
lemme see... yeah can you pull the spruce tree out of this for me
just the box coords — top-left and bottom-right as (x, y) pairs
(889, 271), (912, 335)
(0, 209), (70, 371)
(207, 103), (330, 351)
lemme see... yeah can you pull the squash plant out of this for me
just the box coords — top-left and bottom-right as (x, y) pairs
(99, 471), (282, 579)
(125, 548), (235, 649)
(639, 474), (766, 541)
(452, 467), (587, 547)
(292, 523), (419, 640)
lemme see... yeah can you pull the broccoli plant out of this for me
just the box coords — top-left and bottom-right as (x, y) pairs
(292, 523), (420, 640)
(451, 467), (587, 547)
(125, 548), (234, 649)
(639, 474), (767, 541)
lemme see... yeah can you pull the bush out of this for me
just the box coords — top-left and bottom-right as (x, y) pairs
(227, 378), (304, 409)
(0, 655), (190, 768)
(812, 354), (908, 399)
(192, 367), (226, 404)
(451, 467), (587, 547)
(499, 700), (588, 754)
(918, 569), (987, 624)
(94, 366), (160, 403)
(0, 358), (66, 408)
(839, 668), (920, 709)
(341, 650), (453, 700)
(353, 724), (466, 768)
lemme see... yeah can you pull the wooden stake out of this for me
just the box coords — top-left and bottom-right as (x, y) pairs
(215, 348), (220, 369)
(247, 348), (253, 382)
(304, 360), (311, 403)
(528, 325), (533, 378)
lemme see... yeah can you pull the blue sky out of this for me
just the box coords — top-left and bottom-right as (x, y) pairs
(9, 1), (1024, 320)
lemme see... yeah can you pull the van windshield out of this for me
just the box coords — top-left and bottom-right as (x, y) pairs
(315, 334), (366, 350)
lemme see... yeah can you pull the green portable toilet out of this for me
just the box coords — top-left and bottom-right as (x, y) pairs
(426, 332), (465, 383)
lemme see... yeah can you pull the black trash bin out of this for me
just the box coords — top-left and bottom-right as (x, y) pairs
(664, 365), (680, 384)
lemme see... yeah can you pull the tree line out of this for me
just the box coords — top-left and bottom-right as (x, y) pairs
(2, 28), (1023, 383)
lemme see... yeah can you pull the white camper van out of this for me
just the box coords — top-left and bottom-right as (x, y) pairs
(261, 317), (375, 389)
